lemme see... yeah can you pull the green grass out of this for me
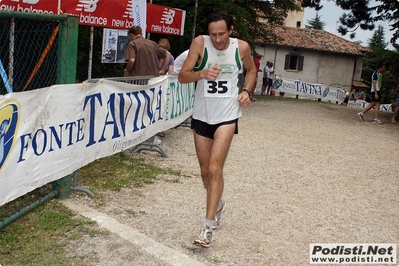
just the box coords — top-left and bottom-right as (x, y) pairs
(0, 201), (97, 265)
(0, 151), (181, 265)
(77, 152), (180, 202)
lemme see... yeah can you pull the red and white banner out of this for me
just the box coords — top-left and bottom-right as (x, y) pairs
(1, 1), (184, 35)
(60, 0), (136, 29)
(0, 0), (58, 14)
(146, 3), (186, 36)
(0, 0), (148, 31)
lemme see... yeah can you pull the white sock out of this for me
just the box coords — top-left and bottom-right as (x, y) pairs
(217, 199), (223, 211)
(202, 218), (214, 230)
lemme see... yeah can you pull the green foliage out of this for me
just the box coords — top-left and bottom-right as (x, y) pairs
(302, 0), (399, 49)
(367, 25), (387, 50)
(306, 13), (326, 30)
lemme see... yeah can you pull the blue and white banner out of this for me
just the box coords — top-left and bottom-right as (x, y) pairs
(347, 100), (392, 112)
(273, 77), (346, 104)
(0, 76), (194, 206)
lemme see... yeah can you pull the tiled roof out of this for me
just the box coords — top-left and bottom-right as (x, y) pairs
(352, 81), (369, 88)
(255, 25), (368, 56)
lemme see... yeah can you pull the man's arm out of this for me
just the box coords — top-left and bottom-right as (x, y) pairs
(239, 40), (256, 95)
(159, 51), (171, 75)
(178, 36), (221, 83)
(124, 43), (135, 77)
(124, 58), (135, 77)
(373, 80), (378, 98)
(372, 72), (378, 98)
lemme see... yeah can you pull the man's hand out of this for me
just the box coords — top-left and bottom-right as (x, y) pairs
(237, 91), (251, 108)
(200, 65), (221, 80)
(123, 69), (130, 77)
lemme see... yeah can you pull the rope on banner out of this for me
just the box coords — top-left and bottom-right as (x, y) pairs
(0, 59), (13, 93)
(22, 24), (60, 92)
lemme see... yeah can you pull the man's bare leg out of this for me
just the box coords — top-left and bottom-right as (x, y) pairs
(193, 123), (235, 222)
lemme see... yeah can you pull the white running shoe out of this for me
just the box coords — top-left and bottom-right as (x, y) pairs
(193, 226), (213, 248)
(152, 136), (162, 145)
(373, 118), (383, 124)
(213, 200), (226, 230)
(357, 112), (364, 121)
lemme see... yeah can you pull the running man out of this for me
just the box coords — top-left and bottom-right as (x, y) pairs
(178, 10), (257, 248)
(357, 63), (386, 124)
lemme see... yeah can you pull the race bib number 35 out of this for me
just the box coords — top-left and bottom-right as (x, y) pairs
(204, 79), (232, 97)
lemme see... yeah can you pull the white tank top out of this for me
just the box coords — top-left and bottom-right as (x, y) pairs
(193, 36), (242, 124)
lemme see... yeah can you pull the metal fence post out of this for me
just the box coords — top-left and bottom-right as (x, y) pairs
(54, 14), (79, 198)
(57, 15), (79, 84)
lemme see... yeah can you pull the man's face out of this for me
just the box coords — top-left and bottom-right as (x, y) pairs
(379, 65), (386, 73)
(208, 20), (232, 51)
(130, 33), (137, 40)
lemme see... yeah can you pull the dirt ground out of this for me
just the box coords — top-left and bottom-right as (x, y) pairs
(64, 98), (399, 265)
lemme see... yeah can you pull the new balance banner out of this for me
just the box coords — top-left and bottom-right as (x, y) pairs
(1, 0), (148, 30)
(0, 0), (58, 14)
(146, 3), (186, 36)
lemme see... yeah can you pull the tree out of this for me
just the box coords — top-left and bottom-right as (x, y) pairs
(302, 0), (399, 49)
(305, 13), (326, 30)
(149, 0), (301, 57)
(367, 25), (387, 50)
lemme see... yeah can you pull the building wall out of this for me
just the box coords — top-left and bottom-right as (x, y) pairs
(283, 0), (304, 28)
(253, 44), (360, 91)
(283, 7), (304, 28)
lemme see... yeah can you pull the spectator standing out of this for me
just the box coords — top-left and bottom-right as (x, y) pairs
(357, 63), (386, 124)
(251, 53), (262, 101)
(261, 61), (269, 95)
(124, 26), (170, 77)
(156, 38), (175, 138)
(350, 89), (357, 103)
(343, 90), (349, 105)
(158, 38), (174, 74)
(391, 85), (399, 123)
(358, 90), (365, 100)
(124, 26), (170, 144)
(266, 62), (275, 96)
(178, 10), (256, 248)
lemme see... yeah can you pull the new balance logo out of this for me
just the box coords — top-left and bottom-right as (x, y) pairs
(161, 8), (175, 25)
(123, 1), (134, 19)
(76, 0), (98, 12)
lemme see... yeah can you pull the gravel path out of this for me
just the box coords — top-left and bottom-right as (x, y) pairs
(66, 98), (399, 265)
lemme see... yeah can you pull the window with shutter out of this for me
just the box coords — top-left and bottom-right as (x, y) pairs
(284, 54), (304, 71)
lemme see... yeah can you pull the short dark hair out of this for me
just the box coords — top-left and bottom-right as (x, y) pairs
(129, 26), (142, 35)
(377, 63), (386, 69)
(207, 10), (234, 31)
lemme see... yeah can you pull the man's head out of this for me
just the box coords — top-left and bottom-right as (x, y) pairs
(377, 63), (386, 73)
(207, 10), (234, 51)
(129, 26), (142, 40)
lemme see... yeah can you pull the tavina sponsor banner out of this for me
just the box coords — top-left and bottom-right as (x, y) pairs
(0, 76), (193, 206)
